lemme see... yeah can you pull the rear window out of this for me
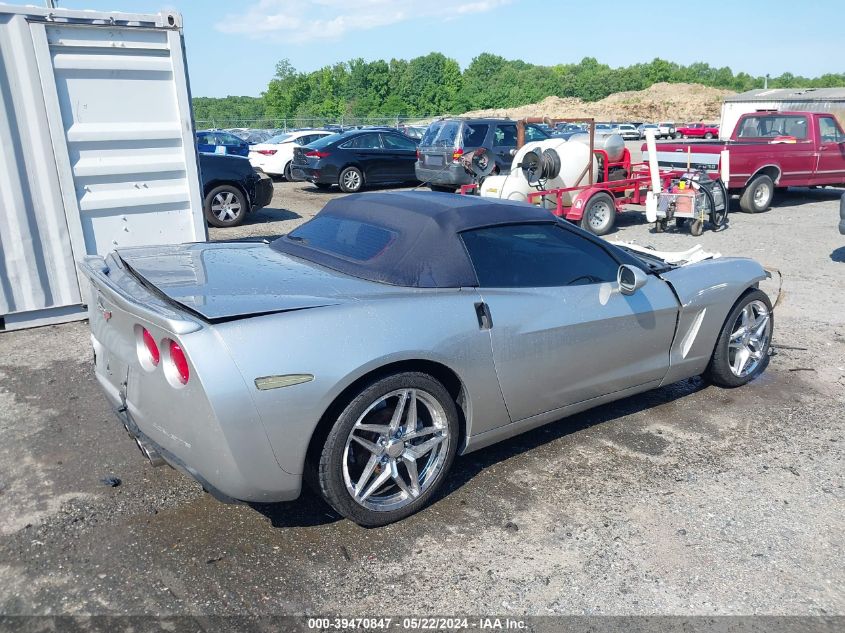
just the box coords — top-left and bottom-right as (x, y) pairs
(462, 123), (488, 148)
(267, 133), (293, 144)
(282, 216), (396, 262)
(420, 120), (462, 148)
(737, 115), (808, 140)
(308, 133), (344, 149)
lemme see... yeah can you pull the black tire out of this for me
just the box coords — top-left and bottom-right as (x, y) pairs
(429, 185), (456, 193)
(283, 161), (293, 181)
(580, 192), (616, 235)
(315, 372), (460, 527)
(690, 219), (704, 236)
(739, 174), (774, 213)
(705, 289), (773, 388)
(338, 166), (364, 193)
(654, 218), (668, 233)
(203, 185), (247, 228)
(314, 182), (333, 190)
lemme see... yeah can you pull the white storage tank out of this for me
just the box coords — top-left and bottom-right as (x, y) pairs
(480, 139), (598, 206)
(0, 4), (205, 330)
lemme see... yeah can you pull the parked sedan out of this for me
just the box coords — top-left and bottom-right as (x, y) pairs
(615, 124), (640, 140)
(79, 191), (772, 526)
(198, 152), (273, 227)
(195, 130), (250, 157)
(290, 129), (419, 192)
(249, 130), (334, 180)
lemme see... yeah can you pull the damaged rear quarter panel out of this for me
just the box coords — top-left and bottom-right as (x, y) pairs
(658, 257), (767, 385)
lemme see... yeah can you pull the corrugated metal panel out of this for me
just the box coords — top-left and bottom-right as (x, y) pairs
(0, 5), (205, 330)
(0, 11), (80, 316)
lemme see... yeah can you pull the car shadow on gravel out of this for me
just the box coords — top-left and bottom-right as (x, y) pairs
(249, 206), (301, 224)
(250, 377), (706, 529)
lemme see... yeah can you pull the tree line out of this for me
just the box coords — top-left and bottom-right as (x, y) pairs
(192, 53), (845, 123)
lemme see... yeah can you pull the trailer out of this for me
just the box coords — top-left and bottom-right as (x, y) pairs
(0, 4), (205, 331)
(466, 118), (727, 236)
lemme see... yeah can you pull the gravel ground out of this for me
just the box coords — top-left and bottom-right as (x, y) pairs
(1, 146), (843, 618)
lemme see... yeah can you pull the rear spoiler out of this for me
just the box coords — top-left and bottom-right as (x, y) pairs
(77, 254), (203, 335)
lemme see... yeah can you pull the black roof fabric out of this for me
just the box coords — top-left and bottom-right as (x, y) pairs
(272, 191), (558, 288)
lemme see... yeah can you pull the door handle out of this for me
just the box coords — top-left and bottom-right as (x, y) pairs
(474, 302), (493, 330)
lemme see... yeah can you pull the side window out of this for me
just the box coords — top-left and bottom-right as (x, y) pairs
(296, 135), (312, 145)
(493, 124), (517, 147)
(342, 133), (382, 149)
(462, 124), (488, 148)
(196, 133), (211, 145)
(460, 224), (620, 288)
(381, 133), (417, 150)
(525, 125), (549, 142)
(819, 117), (844, 143)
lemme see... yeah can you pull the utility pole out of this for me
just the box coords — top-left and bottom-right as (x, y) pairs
(45, 0), (58, 7)
(764, 74), (770, 89)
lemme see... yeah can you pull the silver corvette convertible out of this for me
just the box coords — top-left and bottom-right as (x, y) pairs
(79, 192), (772, 526)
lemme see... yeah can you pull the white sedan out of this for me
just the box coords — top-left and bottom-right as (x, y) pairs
(249, 130), (334, 180)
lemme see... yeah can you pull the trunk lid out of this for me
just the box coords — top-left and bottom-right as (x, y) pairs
(115, 241), (386, 321)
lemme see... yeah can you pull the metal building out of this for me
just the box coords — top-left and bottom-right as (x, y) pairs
(720, 88), (845, 139)
(0, 4), (205, 331)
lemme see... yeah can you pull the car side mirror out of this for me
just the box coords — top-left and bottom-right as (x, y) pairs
(618, 264), (648, 295)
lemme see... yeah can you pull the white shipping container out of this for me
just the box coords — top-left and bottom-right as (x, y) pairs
(0, 4), (206, 330)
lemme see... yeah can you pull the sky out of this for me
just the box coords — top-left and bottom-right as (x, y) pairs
(47, 0), (845, 98)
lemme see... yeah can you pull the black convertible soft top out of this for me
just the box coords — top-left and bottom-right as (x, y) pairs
(272, 191), (562, 288)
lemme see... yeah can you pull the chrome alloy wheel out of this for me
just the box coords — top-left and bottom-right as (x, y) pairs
(210, 191), (242, 222)
(728, 300), (772, 378)
(342, 169), (362, 191)
(342, 389), (450, 512)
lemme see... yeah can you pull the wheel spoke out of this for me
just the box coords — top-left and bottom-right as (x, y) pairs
(350, 434), (382, 455)
(355, 453), (380, 494)
(733, 346), (751, 376)
(752, 314), (769, 339)
(389, 390), (410, 434)
(355, 423), (390, 435)
(389, 460), (416, 499)
(223, 192), (234, 204)
(359, 467), (391, 501)
(402, 426), (438, 441)
(402, 456), (420, 495)
(405, 434), (445, 460)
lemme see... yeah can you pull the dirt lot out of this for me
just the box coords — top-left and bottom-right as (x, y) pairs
(1, 150), (843, 620)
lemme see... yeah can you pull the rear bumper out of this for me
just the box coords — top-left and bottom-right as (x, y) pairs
(94, 352), (302, 504)
(290, 164), (335, 184)
(252, 174), (274, 210)
(415, 162), (473, 186)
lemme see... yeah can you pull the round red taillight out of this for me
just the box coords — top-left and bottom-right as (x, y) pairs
(169, 341), (189, 385)
(142, 328), (160, 366)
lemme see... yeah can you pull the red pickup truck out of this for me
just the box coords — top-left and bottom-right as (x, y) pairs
(645, 111), (845, 212)
(676, 122), (720, 139)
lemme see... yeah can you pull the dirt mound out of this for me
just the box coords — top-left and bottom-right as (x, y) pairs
(461, 82), (735, 123)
